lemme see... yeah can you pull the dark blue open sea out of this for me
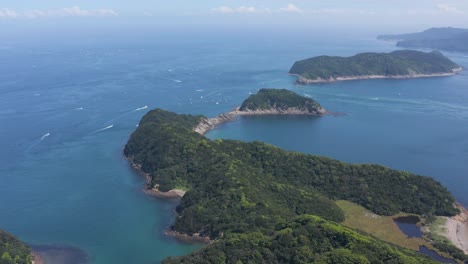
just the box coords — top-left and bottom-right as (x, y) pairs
(0, 28), (467, 263)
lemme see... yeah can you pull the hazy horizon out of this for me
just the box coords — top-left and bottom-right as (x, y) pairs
(1, 1), (467, 38)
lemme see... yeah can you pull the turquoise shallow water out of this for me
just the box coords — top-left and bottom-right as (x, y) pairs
(0, 29), (467, 263)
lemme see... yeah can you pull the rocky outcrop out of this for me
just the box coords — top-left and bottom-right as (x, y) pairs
(294, 67), (463, 84)
(193, 106), (327, 135)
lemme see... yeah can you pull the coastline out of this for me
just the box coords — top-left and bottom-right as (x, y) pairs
(127, 157), (186, 199)
(126, 156), (212, 243)
(32, 252), (45, 264)
(440, 204), (468, 254)
(293, 67), (463, 84)
(193, 106), (327, 135)
(164, 230), (213, 244)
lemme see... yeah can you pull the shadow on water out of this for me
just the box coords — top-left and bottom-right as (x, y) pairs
(30, 244), (89, 264)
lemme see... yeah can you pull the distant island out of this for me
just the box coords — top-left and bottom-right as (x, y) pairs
(124, 90), (468, 263)
(194, 89), (326, 135)
(0, 229), (33, 264)
(378, 27), (468, 53)
(289, 50), (461, 84)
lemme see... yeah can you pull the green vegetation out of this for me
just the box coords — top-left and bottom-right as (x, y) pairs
(0, 230), (32, 264)
(378, 27), (468, 52)
(239, 89), (325, 114)
(124, 107), (459, 263)
(336, 200), (425, 250)
(289, 50), (460, 82)
(164, 215), (437, 264)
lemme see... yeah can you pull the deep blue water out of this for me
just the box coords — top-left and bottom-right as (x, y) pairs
(0, 29), (467, 263)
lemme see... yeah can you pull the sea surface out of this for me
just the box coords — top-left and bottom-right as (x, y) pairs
(0, 28), (467, 263)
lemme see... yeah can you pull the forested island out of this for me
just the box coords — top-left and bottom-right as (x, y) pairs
(194, 89), (326, 135)
(289, 50), (461, 84)
(124, 90), (467, 263)
(0, 229), (33, 264)
(378, 27), (468, 53)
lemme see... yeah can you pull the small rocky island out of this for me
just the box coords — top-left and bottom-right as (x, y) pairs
(289, 50), (461, 84)
(194, 88), (326, 135)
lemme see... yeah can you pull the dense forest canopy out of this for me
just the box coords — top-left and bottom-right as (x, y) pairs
(289, 50), (460, 82)
(124, 106), (459, 263)
(239, 89), (325, 114)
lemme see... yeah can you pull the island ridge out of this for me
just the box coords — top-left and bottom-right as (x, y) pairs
(289, 50), (461, 84)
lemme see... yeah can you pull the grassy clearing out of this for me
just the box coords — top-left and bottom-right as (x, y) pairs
(336, 200), (426, 250)
(427, 216), (448, 239)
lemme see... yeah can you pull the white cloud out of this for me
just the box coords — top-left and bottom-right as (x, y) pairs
(310, 8), (376, 15)
(0, 6), (118, 19)
(0, 8), (19, 18)
(436, 4), (464, 14)
(211, 6), (271, 14)
(280, 4), (302, 13)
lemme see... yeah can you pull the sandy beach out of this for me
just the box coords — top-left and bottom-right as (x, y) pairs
(441, 204), (468, 254)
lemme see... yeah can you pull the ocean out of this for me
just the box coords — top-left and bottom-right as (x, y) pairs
(0, 28), (467, 263)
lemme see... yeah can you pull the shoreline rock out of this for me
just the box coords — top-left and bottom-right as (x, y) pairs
(293, 67), (463, 84)
(32, 252), (45, 264)
(164, 230), (213, 244)
(440, 203), (468, 254)
(126, 155), (213, 243)
(127, 157), (186, 199)
(193, 106), (327, 135)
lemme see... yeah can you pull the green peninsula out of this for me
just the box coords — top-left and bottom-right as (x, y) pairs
(289, 50), (461, 84)
(124, 91), (461, 263)
(378, 27), (468, 53)
(0, 229), (33, 264)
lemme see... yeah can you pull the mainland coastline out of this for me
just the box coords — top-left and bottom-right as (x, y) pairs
(124, 89), (468, 263)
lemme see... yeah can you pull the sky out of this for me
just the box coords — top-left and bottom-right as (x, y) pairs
(0, 0), (467, 33)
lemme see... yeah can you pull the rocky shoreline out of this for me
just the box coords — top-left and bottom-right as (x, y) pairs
(32, 252), (45, 264)
(127, 157), (186, 199)
(293, 67), (463, 84)
(126, 156), (213, 243)
(164, 230), (212, 244)
(193, 106), (327, 135)
(441, 203), (468, 254)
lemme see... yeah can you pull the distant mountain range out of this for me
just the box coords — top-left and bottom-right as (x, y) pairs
(378, 27), (468, 52)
